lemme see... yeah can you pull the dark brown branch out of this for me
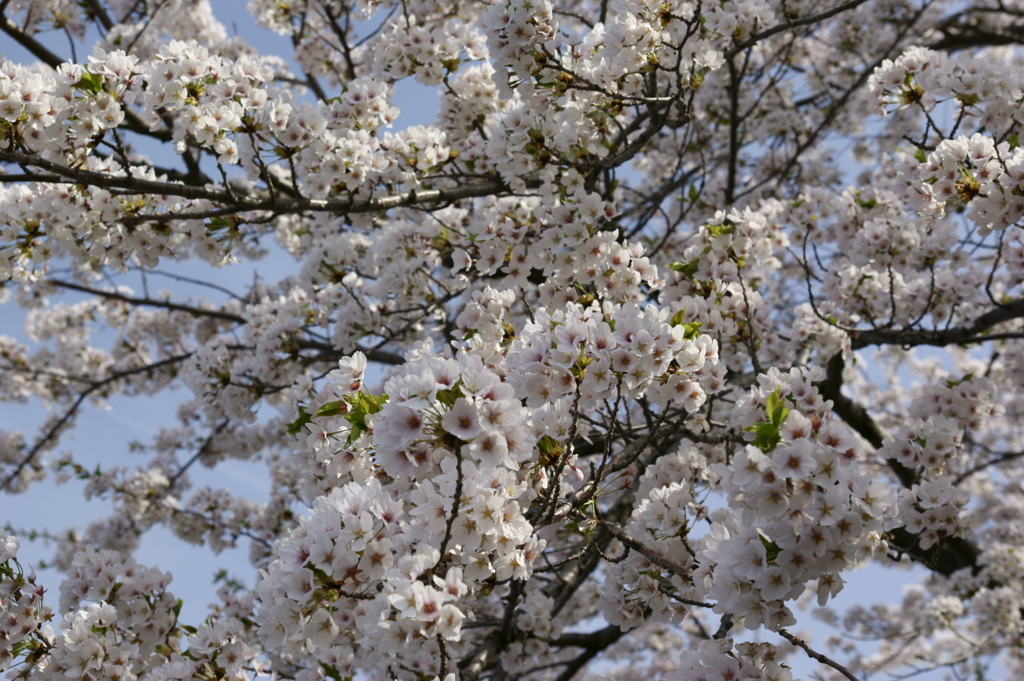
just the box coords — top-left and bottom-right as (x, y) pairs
(47, 281), (405, 372)
(713, 613), (733, 639)
(778, 628), (862, 681)
(460, 582), (526, 681)
(0, 16), (172, 141)
(458, 636), (499, 681)
(3, 353), (192, 489)
(598, 520), (692, 578)
(0, 150), (525, 215)
(550, 625), (625, 681)
(953, 450), (1024, 485)
(338, 589), (375, 601)
(165, 420), (230, 487)
(820, 354), (889, 452)
(117, 205), (252, 226)
(82, 0), (116, 31)
(594, 110), (668, 171)
(293, 339), (405, 366)
(435, 444), (463, 568)
(726, 0), (872, 58)
(820, 353), (982, 577)
(549, 625), (623, 650)
(48, 279), (246, 324)
(850, 298), (1024, 349)
(0, 14), (65, 70)
(927, 10), (1024, 53)
(725, 57), (741, 205)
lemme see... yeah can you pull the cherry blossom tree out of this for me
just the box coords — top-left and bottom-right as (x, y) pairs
(2, 0), (1024, 679)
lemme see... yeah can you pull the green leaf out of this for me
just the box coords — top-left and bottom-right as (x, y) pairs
(853, 194), (877, 210)
(345, 425), (365, 447)
(436, 378), (464, 409)
(945, 373), (974, 388)
(743, 390), (789, 451)
(668, 258), (701, 279)
(744, 421), (781, 451)
(206, 216), (236, 233)
(765, 388), (790, 426)
(10, 638), (34, 657)
(314, 400), (347, 418)
(305, 562), (333, 585)
(670, 308), (704, 339)
(342, 391), (388, 446)
(758, 532), (782, 563)
(668, 244), (715, 281)
(537, 435), (565, 461)
(706, 222), (735, 238)
(286, 408), (312, 435)
(76, 71), (104, 93)
(343, 392), (388, 429)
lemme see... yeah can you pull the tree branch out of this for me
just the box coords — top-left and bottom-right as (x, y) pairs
(82, 0), (116, 31)
(820, 353), (982, 577)
(726, 0), (872, 58)
(3, 353), (192, 490)
(0, 16), (172, 141)
(850, 298), (1024, 350)
(435, 444), (463, 568)
(0, 150), (529, 215)
(551, 629), (625, 681)
(778, 628), (862, 681)
(48, 279), (247, 324)
(598, 520), (692, 578)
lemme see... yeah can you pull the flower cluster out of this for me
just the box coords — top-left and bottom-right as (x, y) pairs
(868, 48), (1024, 234)
(699, 368), (900, 629)
(896, 476), (973, 550)
(1, 536), (262, 681)
(869, 47), (1023, 131)
(0, 533), (50, 673)
(881, 416), (964, 473)
(504, 298), (722, 412)
(599, 478), (698, 630)
(916, 134), (1024, 236)
(839, 540), (1024, 674)
(661, 208), (787, 372)
(255, 351), (547, 675)
(372, 352), (535, 476)
(880, 373), (1003, 474)
(372, 16), (488, 86)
